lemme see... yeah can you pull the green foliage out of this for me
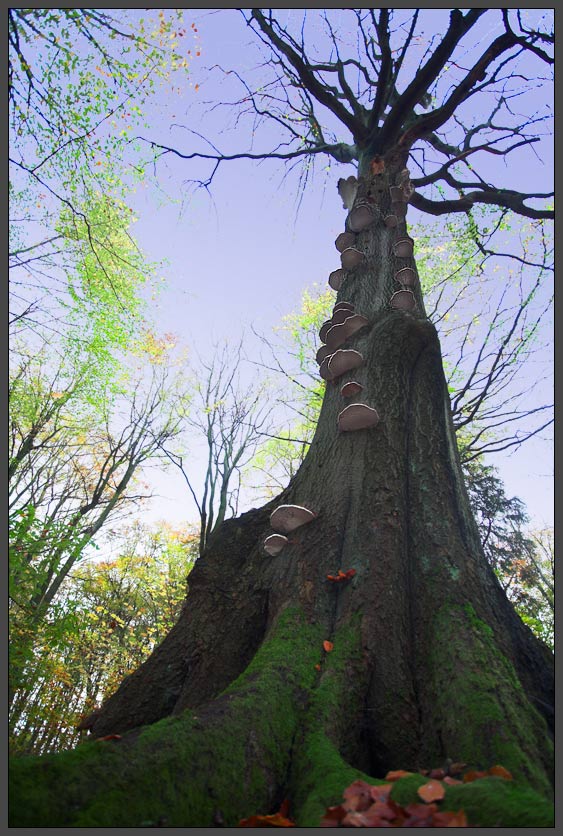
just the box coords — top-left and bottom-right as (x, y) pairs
(9, 9), (193, 327)
(463, 458), (554, 649)
(9, 521), (197, 756)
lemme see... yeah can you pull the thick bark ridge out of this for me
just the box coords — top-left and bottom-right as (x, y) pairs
(9, 152), (554, 825)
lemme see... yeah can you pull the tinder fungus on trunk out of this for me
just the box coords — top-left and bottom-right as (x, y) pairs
(384, 214), (398, 228)
(393, 236), (415, 258)
(316, 344), (332, 365)
(327, 349), (364, 381)
(319, 319), (333, 343)
(270, 505), (316, 534)
(340, 247), (366, 269)
(347, 201), (375, 233)
(263, 534), (288, 556)
(329, 268), (345, 291)
(394, 267), (417, 287)
(333, 301), (355, 315)
(340, 380), (364, 398)
(390, 289), (416, 311)
(337, 403), (380, 431)
(335, 231), (356, 252)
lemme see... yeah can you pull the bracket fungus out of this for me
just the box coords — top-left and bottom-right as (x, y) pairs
(393, 236), (415, 258)
(389, 185), (405, 202)
(329, 268), (345, 291)
(347, 201), (375, 233)
(394, 267), (417, 287)
(337, 175), (358, 210)
(333, 301), (355, 315)
(263, 534), (289, 556)
(340, 247), (366, 270)
(327, 349), (364, 380)
(331, 307), (352, 326)
(325, 323), (348, 351)
(341, 313), (369, 338)
(335, 231), (356, 252)
(270, 504), (316, 534)
(316, 344), (333, 365)
(390, 289), (416, 311)
(340, 380), (364, 398)
(319, 319), (334, 343)
(319, 354), (335, 381)
(338, 403), (380, 432)
(384, 214), (398, 228)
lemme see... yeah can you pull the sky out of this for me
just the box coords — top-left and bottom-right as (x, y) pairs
(10, 9), (554, 540)
(115, 9), (553, 534)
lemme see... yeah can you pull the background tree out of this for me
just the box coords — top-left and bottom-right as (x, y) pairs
(10, 9), (554, 827)
(9, 521), (197, 756)
(161, 341), (273, 556)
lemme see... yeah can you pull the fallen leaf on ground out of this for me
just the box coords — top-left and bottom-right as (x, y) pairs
(385, 769), (414, 781)
(463, 770), (487, 783)
(417, 779), (446, 802)
(238, 812), (295, 827)
(487, 765), (513, 780)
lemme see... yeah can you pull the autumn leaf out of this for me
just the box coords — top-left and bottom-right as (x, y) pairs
(432, 809), (469, 826)
(321, 776), (470, 828)
(95, 734), (122, 742)
(314, 663), (321, 671)
(462, 769), (488, 783)
(320, 805), (346, 827)
(385, 769), (414, 781)
(487, 764), (513, 780)
(238, 812), (295, 827)
(417, 779), (446, 802)
(323, 640), (334, 652)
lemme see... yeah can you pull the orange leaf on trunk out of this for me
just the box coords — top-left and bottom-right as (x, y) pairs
(323, 640), (334, 652)
(417, 780), (446, 802)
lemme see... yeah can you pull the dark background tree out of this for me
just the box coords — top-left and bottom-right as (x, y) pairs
(9, 9), (554, 827)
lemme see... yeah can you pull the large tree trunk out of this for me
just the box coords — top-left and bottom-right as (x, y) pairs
(9, 154), (553, 827)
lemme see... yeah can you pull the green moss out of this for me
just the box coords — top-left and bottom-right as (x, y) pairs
(442, 777), (554, 827)
(291, 615), (380, 826)
(427, 603), (553, 799)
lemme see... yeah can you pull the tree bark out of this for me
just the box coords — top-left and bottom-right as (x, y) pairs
(9, 153), (554, 826)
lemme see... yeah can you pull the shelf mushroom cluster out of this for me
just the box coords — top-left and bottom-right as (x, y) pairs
(316, 300), (368, 383)
(331, 171), (418, 314)
(263, 504), (316, 555)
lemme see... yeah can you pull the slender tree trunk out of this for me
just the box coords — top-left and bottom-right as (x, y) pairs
(9, 154), (553, 826)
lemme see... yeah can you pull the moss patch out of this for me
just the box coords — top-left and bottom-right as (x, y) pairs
(290, 615), (380, 826)
(427, 603), (553, 798)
